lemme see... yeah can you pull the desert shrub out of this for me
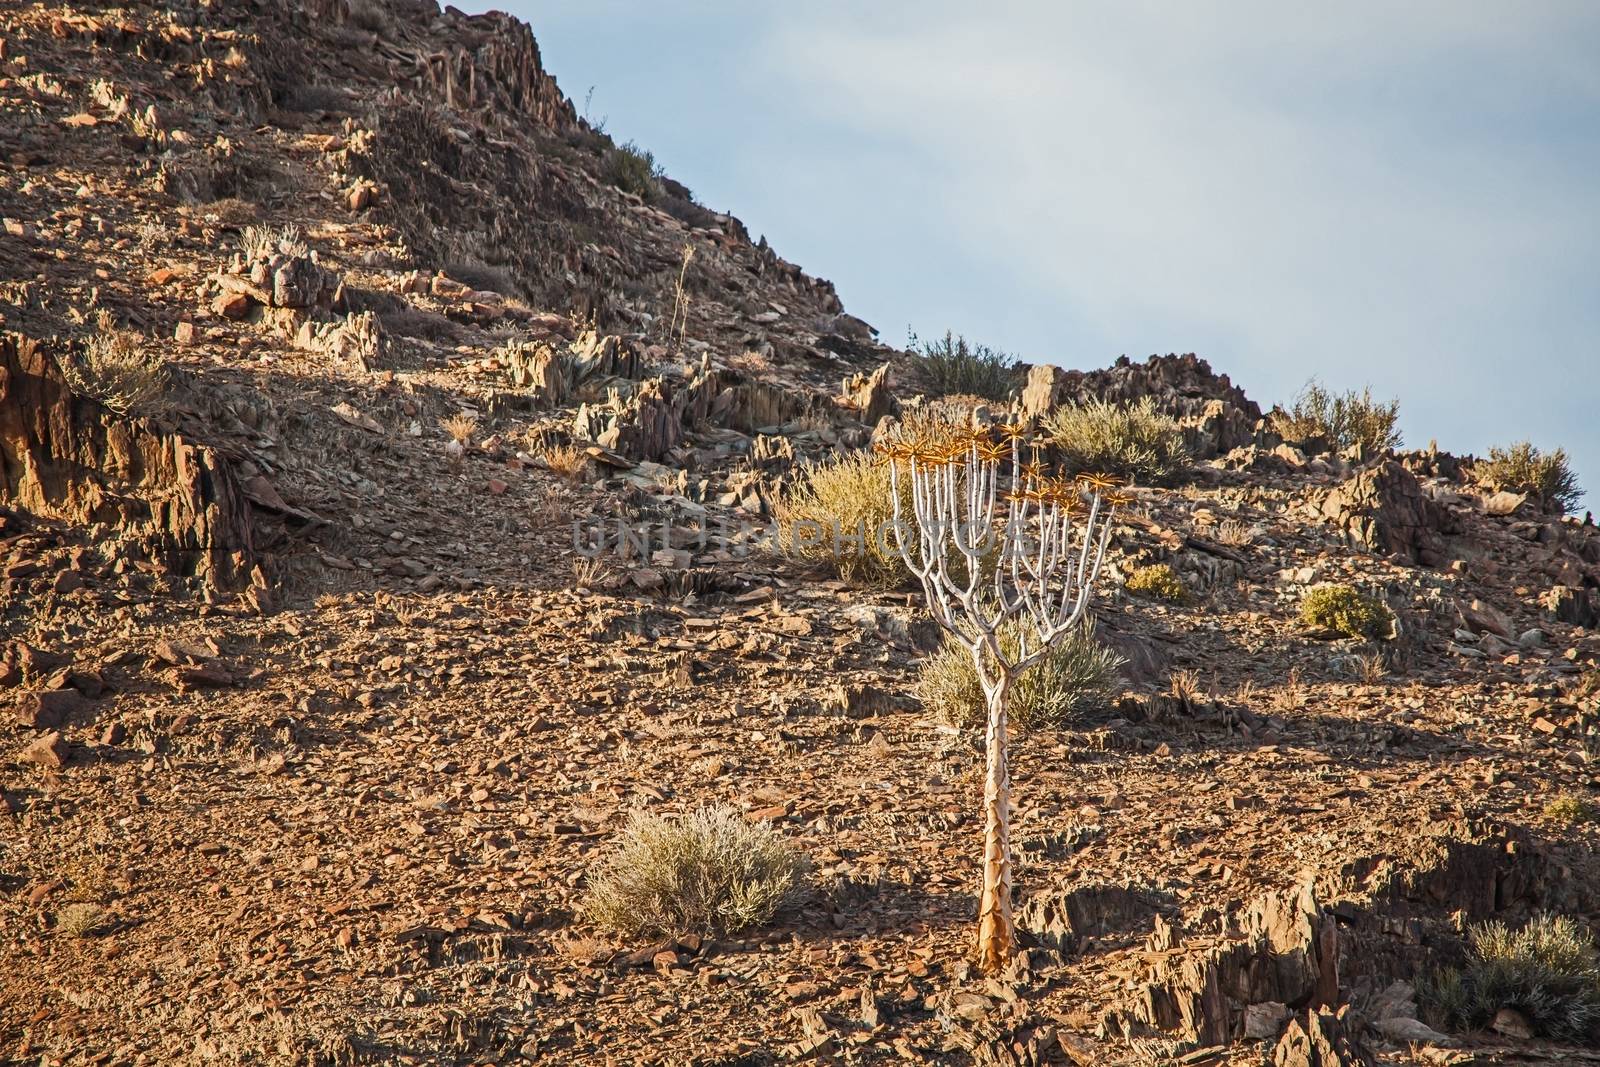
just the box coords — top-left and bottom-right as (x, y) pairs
(778, 451), (907, 588)
(1046, 397), (1190, 485)
(1424, 915), (1600, 1042)
(1474, 441), (1582, 514)
(910, 331), (1017, 401)
(584, 806), (804, 938)
(59, 312), (168, 416)
(1274, 380), (1401, 453)
(918, 620), (1125, 729)
(1125, 563), (1188, 602)
(55, 903), (107, 938)
(1300, 584), (1393, 640)
(442, 259), (520, 298)
(604, 140), (660, 201)
(1545, 793), (1595, 827)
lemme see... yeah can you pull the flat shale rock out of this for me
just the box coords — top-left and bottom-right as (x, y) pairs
(13, 689), (90, 730)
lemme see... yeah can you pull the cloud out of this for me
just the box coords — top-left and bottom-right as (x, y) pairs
(507, 1), (1600, 503)
(733, 2), (1600, 494)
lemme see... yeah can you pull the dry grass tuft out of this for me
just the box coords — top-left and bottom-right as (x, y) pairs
(542, 444), (589, 482)
(59, 311), (168, 416)
(572, 556), (613, 592)
(1046, 397), (1190, 485)
(1213, 519), (1255, 547)
(1424, 915), (1600, 1042)
(918, 620), (1125, 729)
(1474, 441), (1582, 514)
(242, 223), (307, 261)
(728, 349), (773, 375)
(584, 806), (805, 939)
(778, 451), (907, 588)
(439, 413), (478, 446)
(1352, 649), (1389, 685)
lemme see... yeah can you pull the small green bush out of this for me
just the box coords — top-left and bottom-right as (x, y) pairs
(1300, 584), (1394, 640)
(584, 806), (804, 939)
(918, 619), (1125, 729)
(1274, 380), (1401, 454)
(604, 140), (660, 201)
(1424, 915), (1600, 1042)
(778, 451), (907, 588)
(1125, 563), (1188, 602)
(1046, 397), (1191, 485)
(910, 331), (1017, 401)
(1545, 793), (1595, 827)
(1474, 441), (1582, 514)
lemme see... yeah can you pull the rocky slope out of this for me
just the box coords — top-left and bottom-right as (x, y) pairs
(3, 2), (1600, 1065)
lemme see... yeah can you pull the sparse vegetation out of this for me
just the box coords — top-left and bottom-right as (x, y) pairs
(918, 620), (1124, 729)
(1352, 648), (1389, 685)
(604, 140), (660, 201)
(1300, 584), (1394, 640)
(542, 443), (588, 482)
(1046, 397), (1191, 485)
(1545, 792), (1595, 827)
(242, 223), (306, 261)
(778, 451), (907, 587)
(1273, 379), (1401, 454)
(1125, 563), (1188, 602)
(1213, 519), (1255, 547)
(59, 311), (168, 416)
(1474, 441), (1582, 514)
(439, 413), (478, 446)
(572, 556), (613, 592)
(1424, 915), (1600, 1042)
(55, 903), (107, 938)
(909, 331), (1017, 401)
(584, 806), (804, 938)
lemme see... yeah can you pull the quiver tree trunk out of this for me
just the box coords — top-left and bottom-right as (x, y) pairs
(976, 674), (1015, 974)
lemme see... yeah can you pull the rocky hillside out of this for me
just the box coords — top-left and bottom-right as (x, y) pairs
(3, 2), (1600, 1066)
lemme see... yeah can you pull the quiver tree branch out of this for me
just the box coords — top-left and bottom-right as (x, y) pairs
(878, 426), (1123, 974)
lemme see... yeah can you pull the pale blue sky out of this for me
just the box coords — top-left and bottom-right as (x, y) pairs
(494, 2), (1600, 508)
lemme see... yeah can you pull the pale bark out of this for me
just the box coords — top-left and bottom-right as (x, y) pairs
(976, 675), (1014, 974)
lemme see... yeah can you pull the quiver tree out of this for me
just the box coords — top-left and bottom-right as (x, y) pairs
(880, 426), (1125, 974)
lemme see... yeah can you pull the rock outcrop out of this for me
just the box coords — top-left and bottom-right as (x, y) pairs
(1017, 353), (1263, 458)
(0, 333), (255, 589)
(1317, 461), (1457, 567)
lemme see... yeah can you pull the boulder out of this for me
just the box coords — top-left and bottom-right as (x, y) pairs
(841, 363), (894, 424)
(1273, 1007), (1375, 1067)
(1318, 460), (1456, 567)
(1020, 364), (1067, 420)
(294, 310), (387, 370)
(1180, 398), (1259, 460)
